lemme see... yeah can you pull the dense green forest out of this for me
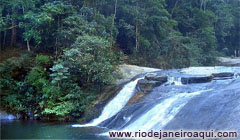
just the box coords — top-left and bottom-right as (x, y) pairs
(0, 0), (239, 121)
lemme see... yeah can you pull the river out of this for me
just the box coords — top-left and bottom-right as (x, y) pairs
(1, 120), (112, 139)
(1, 66), (240, 139)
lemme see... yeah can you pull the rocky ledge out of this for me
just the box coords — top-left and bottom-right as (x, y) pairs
(181, 72), (236, 84)
(137, 72), (237, 92)
(181, 76), (212, 84)
(137, 73), (168, 93)
(126, 73), (168, 106)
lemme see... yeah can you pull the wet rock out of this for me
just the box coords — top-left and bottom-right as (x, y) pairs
(236, 73), (240, 77)
(84, 106), (100, 123)
(84, 84), (124, 123)
(212, 77), (233, 80)
(126, 91), (145, 106)
(181, 76), (212, 84)
(164, 78), (240, 132)
(211, 72), (234, 80)
(212, 72), (234, 78)
(137, 75), (167, 93)
(116, 64), (160, 85)
(145, 73), (168, 82)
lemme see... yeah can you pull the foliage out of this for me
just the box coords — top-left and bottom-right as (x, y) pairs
(50, 63), (70, 85)
(0, 55), (97, 120)
(35, 54), (51, 65)
(1, 0), (239, 66)
(63, 35), (119, 88)
(41, 82), (96, 120)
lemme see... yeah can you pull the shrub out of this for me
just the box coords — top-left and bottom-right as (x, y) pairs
(35, 54), (51, 65)
(63, 35), (119, 88)
(50, 63), (70, 85)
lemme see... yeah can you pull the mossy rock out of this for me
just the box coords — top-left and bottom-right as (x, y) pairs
(83, 106), (100, 123)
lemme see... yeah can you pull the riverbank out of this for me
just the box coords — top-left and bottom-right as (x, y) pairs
(0, 62), (161, 121)
(1, 61), (239, 121)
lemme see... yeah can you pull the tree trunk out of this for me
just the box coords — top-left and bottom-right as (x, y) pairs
(200, 0), (204, 10)
(0, 31), (2, 51)
(3, 31), (6, 47)
(27, 40), (30, 51)
(10, 19), (17, 47)
(171, 0), (180, 16)
(135, 1), (139, 52)
(55, 16), (60, 59)
(113, 0), (118, 21)
(22, 4), (25, 14)
(135, 24), (138, 52)
(203, 0), (208, 11)
(111, 0), (118, 46)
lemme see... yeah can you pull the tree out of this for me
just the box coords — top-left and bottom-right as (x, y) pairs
(208, 0), (234, 54)
(63, 35), (119, 88)
(20, 11), (53, 51)
(50, 63), (70, 87)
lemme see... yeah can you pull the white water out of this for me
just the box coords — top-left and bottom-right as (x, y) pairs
(166, 77), (182, 85)
(0, 111), (17, 120)
(120, 90), (209, 132)
(72, 78), (142, 127)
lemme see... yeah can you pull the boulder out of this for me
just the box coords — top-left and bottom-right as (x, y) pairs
(126, 91), (145, 106)
(83, 105), (100, 123)
(145, 73), (167, 82)
(137, 76), (167, 93)
(212, 77), (233, 80)
(212, 72), (234, 78)
(181, 76), (212, 84)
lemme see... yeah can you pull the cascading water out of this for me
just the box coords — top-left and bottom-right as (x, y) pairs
(72, 78), (142, 127)
(166, 77), (182, 86)
(72, 66), (240, 139)
(112, 90), (209, 132)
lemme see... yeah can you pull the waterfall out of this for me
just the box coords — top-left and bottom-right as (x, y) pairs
(165, 77), (182, 86)
(72, 78), (142, 127)
(0, 113), (16, 120)
(120, 90), (209, 132)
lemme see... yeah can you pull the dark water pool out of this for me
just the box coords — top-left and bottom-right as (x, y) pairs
(1, 120), (114, 139)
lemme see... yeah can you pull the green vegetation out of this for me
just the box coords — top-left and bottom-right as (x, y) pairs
(0, 54), (98, 120)
(0, 0), (239, 120)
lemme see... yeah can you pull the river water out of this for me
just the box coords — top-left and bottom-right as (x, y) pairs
(1, 120), (112, 139)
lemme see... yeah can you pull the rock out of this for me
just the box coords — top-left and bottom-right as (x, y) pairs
(116, 64), (160, 85)
(84, 106), (100, 123)
(145, 73), (168, 82)
(181, 76), (212, 84)
(210, 72), (234, 80)
(145, 73), (157, 80)
(236, 73), (240, 77)
(83, 83), (125, 123)
(126, 91), (145, 106)
(212, 77), (233, 80)
(217, 57), (240, 66)
(212, 72), (234, 78)
(137, 76), (167, 93)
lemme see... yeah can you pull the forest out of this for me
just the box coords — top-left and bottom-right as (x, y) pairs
(0, 0), (240, 121)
